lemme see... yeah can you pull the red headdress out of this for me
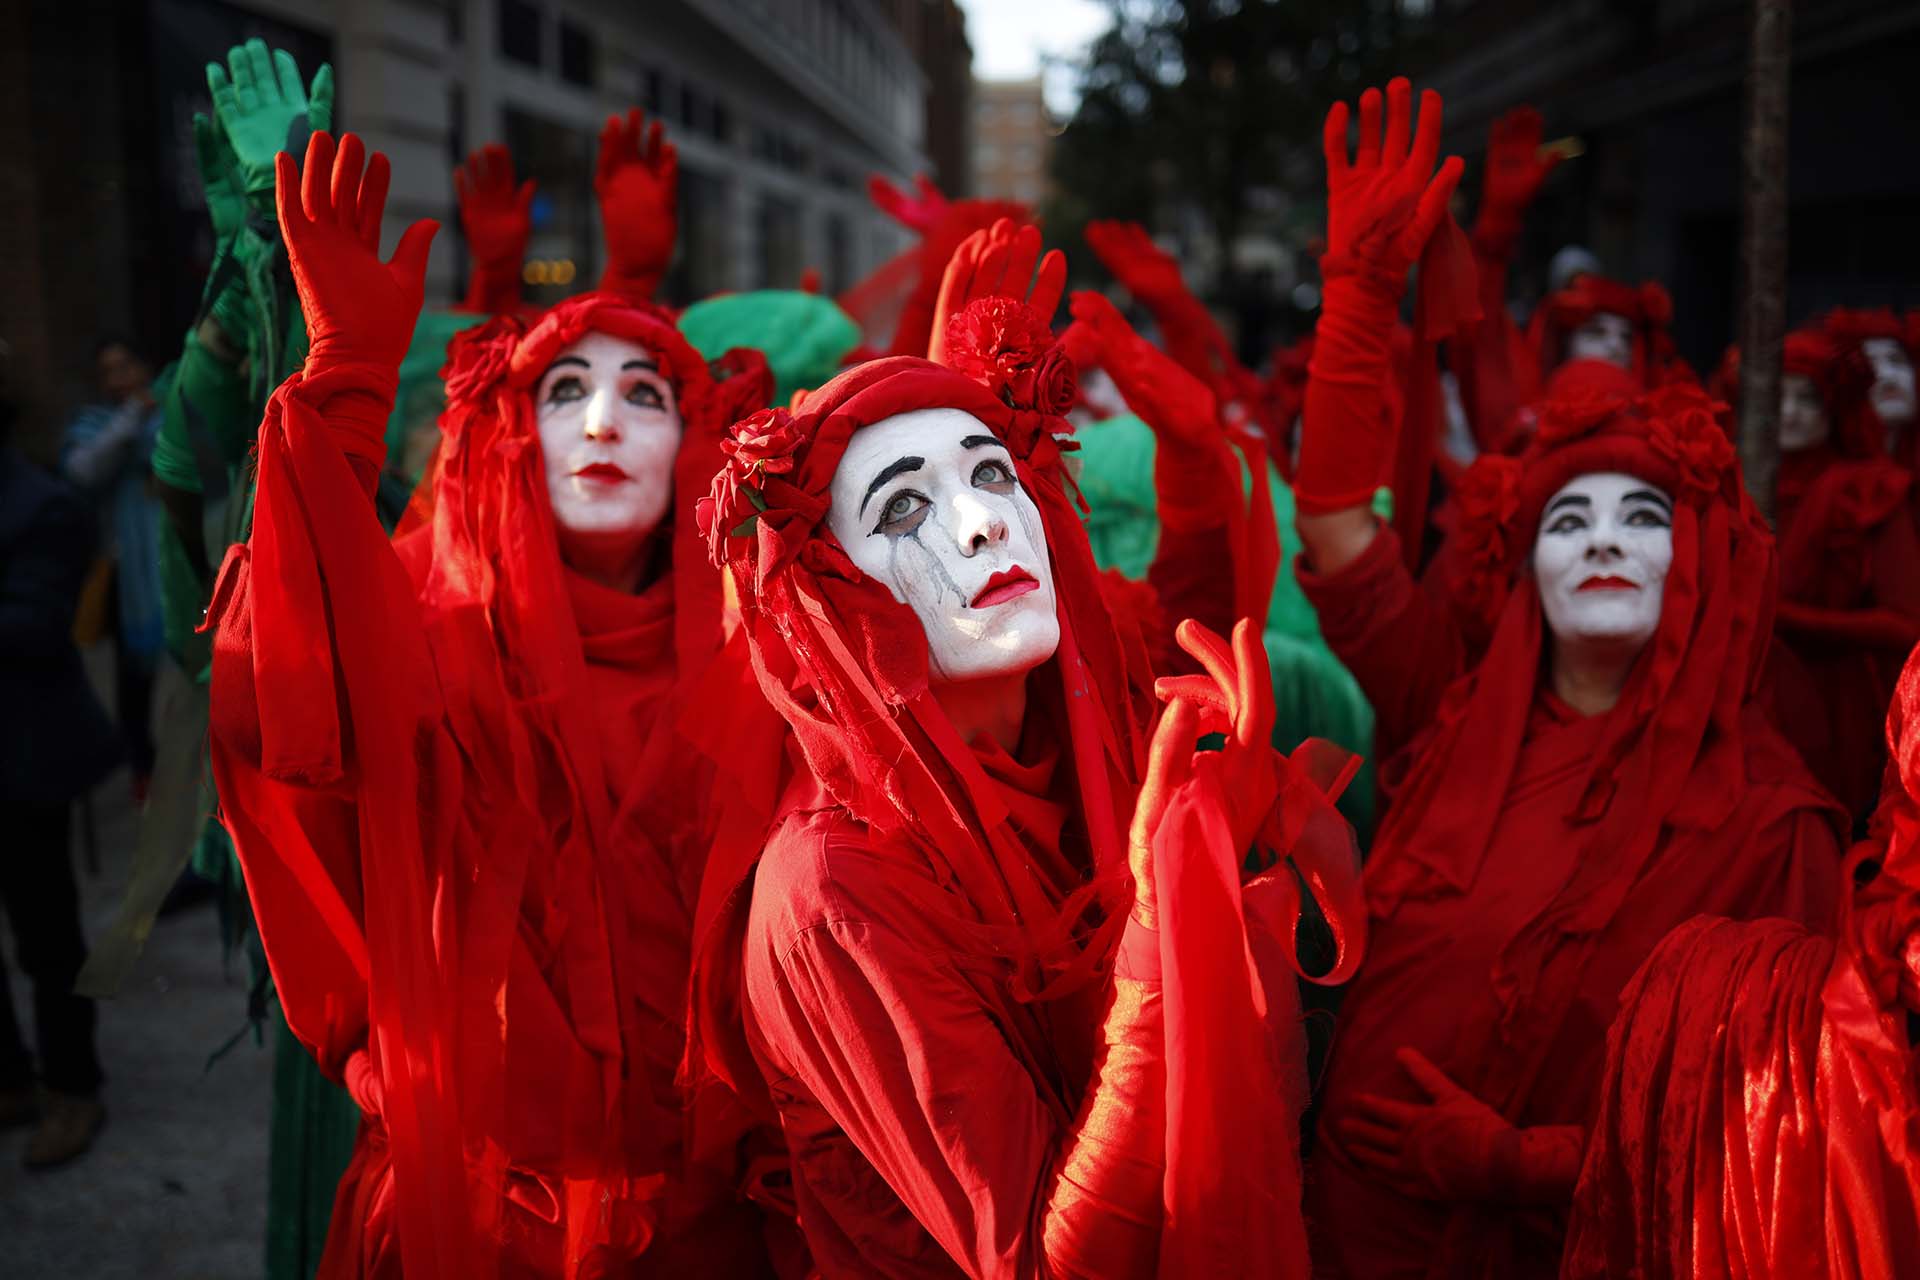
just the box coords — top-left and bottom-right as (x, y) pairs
(1530, 272), (1682, 388)
(1822, 306), (1916, 465)
(1381, 379), (1781, 1088)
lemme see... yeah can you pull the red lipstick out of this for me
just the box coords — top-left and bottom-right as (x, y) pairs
(1576, 574), (1639, 592)
(573, 462), (629, 482)
(971, 566), (1039, 608)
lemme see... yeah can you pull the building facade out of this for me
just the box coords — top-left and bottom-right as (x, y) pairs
(2, 0), (943, 443)
(971, 76), (1050, 207)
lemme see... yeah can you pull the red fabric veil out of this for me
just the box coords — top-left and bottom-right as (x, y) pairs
(208, 290), (766, 1277)
(1380, 381), (1782, 1095)
(687, 335), (1358, 1273)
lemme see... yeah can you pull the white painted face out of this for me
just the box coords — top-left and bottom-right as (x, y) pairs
(535, 331), (682, 554)
(1566, 312), (1635, 370)
(1863, 337), (1916, 428)
(827, 408), (1060, 684)
(1532, 471), (1674, 652)
(1779, 373), (1829, 453)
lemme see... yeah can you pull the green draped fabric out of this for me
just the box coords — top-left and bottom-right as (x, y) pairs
(1072, 414), (1380, 835)
(678, 289), (861, 408)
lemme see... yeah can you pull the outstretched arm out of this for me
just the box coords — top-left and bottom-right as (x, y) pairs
(454, 143), (533, 316)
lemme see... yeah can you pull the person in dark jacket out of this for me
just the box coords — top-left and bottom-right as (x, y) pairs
(0, 396), (119, 1169)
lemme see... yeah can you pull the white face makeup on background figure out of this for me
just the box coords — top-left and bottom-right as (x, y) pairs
(1566, 312), (1635, 370)
(828, 408), (1060, 683)
(1863, 338), (1917, 429)
(1779, 373), (1830, 453)
(535, 331), (683, 553)
(1532, 471), (1674, 653)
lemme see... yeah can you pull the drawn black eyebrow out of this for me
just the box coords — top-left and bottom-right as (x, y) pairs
(621, 358), (661, 372)
(861, 455), (925, 516)
(543, 356), (590, 375)
(1545, 493), (1592, 517)
(1622, 488), (1673, 513)
(959, 434), (1005, 451)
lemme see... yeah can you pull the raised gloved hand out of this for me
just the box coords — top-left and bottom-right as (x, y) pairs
(1084, 220), (1191, 309)
(1475, 106), (1560, 258)
(1321, 77), (1462, 296)
(192, 112), (263, 352)
(275, 132), (437, 451)
(927, 217), (1065, 366)
(595, 108), (677, 299)
(1064, 290), (1237, 531)
(1297, 79), (1462, 518)
(1152, 618), (1280, 858)
(1336, 1047), (1582, 1204)
(207, 39), (333, 213)
(867, 173), (950, 235)
(455, 143), (533, 315)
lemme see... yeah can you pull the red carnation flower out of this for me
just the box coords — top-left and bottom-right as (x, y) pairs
(943, 296), (1055, 395)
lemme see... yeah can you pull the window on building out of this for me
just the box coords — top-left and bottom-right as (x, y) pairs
(680, 84), (699, 130)
(498, 0), (541, 69)
(756, 192), (804, 289)
(558, 19), (594, 88)
(975, 143), (1002, 171)
(643, 68), (663, 115)
(826, 212), (851, 294)
(712, 100), (732, 144)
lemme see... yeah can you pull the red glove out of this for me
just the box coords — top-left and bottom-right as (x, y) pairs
(1474, 106), (1561, 261)
(927, 217), (1065, 365)
(1296, 79), (1461, 515)
(454, 143), (532, 316)
(1085, 220), (1192, 312)
(1337, 1047), (1583, 1204)
(1152, 619), (1280, 859)
(1065, 290), (1235, 532)
(595, 108), (677, 300)
(867, 173), (950, 234)
(275, 132), (437, 449)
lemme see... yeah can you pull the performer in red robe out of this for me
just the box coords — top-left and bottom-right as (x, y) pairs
(687, 220), (1367, 1278)
(1564, 640), (1920, 1280)
(1290, 80), (1846, 1278)
(205, 133), (775, 1278)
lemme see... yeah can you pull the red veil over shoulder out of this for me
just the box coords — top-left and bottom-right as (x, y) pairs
(207, 291), (768, 1278)
(687, 338), (1363, 1274)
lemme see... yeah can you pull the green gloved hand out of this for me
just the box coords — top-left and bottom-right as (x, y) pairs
(193, 112), (249, 245)
(206, 39), (333, 211)
(192, 111), (261, 350)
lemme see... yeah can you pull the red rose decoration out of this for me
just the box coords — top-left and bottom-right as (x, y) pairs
(1643, 385), (1735, 503)
(1535, 386), (1628, 448)
(943, 296), (1055, 395)
(441, 317), (520, 404)
(1638, 282), (1673, 329)
(1007, 344), (1079, 416)
(719, 407), (806, 478)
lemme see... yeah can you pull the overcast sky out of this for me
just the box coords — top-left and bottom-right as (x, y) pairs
(955, 0), (1112, 114)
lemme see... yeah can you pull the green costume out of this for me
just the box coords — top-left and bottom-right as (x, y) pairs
(678, 288), (861, 407)
(1072, 413), (1381, 836)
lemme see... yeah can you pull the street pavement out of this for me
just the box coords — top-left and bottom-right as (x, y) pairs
(0, 757), (272, 1279)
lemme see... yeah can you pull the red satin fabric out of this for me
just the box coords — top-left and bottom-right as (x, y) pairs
(207, 293), (773, 1278)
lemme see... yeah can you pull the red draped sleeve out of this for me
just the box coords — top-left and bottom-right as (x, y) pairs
(1295, 524), (1469, 763)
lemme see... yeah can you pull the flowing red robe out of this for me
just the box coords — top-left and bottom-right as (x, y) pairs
(208, 371), (771, 1277)
(736, 726), (1313, 1279)
(1298, 528), (1845, 1278)
(1562, 915), (1920, 1279)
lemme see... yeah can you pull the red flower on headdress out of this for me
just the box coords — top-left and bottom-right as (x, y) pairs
(1638, 282), (1673, 329)
(441, 316), (520, 404)
(1006, 344), (1079, 416)
(943, 296), (1056, 397)
(1641, 384), (1735, 503)
(1535, 384), (1629, 448)
(1451, 454), (1523, 626)
(719, 407), (806, 478)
